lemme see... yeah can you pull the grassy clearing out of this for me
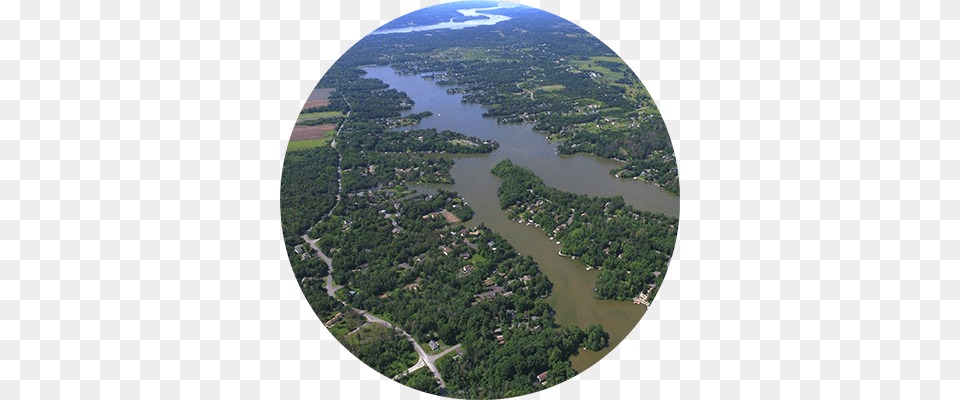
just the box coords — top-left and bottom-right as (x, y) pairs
(299, 111), (343, 119)
(569, 56), (649, 101)
(326, 310), (365, 339)
(287, 137), (332, 152)
(538, 84), (565, 91)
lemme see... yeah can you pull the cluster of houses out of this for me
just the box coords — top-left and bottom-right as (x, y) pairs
(633, 283), (657, 307)
(293, 245), (311, 260)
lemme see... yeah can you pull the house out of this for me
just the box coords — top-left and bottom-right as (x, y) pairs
(324, 312), (343, 328)
(294, 246), (304, 254)
(461, 252), (470, 260)
(429, 340), (440, 351)
(537, 371), (548, 385)
(496, 335), (505, 345)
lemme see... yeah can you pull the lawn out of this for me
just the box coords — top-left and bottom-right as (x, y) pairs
(418, 340), (450, 356)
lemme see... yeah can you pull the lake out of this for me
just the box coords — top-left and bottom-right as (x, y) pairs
(364, 66), (679, 372)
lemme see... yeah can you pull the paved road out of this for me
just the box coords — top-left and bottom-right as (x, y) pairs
(302, 234), (342, 296)
(355, 309), (452, 390)
(428, 344), (462, 364)
(328, 106), (348, 214)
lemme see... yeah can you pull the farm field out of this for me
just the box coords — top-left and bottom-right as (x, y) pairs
(288, 123), (336, 151)
(286, 138), (332, 152)
(298, 111), (343, 120)
(301, 87), (336, 110)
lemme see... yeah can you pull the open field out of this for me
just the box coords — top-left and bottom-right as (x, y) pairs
(301, 100), (329, 110)
(537, 84), (565, 91)
(301, 87), (336, 110)
(299, 111), (343, 120)
(286, 138), (332, 152)
(288, 123), (337, 151)
(308, 87), (336, 101)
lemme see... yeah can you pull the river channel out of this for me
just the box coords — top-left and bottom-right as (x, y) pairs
(363, 66), (679, 372)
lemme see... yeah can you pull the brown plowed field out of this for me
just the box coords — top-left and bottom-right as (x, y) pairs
(290, 124), (337, 141)
(302, 87), (336, 110)
(301, 99), (330, 110)
(309, 87), (336, 101)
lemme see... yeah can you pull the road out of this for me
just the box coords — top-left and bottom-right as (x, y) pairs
(300, 93), (455, 391)
(355, 309), (452, 390)
(326, 95), (349, 216)
(302, 234), (342, 296)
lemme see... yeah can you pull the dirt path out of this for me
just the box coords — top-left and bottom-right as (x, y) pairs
(343, 321), (371, 339)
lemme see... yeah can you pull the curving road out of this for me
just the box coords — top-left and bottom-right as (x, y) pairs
(301, 93), (457, 391)
(355, 309), (454, 390)
(302, 234), (342, 296)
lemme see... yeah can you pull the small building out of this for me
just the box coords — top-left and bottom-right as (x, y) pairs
(324, 312), (343, 328)
(537, 371), (548, 385)
(429, 340), (440, 351)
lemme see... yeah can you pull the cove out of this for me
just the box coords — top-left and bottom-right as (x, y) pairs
(363, 66), (679, 372)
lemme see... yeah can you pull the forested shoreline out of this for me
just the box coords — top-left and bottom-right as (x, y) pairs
(492, 159), (677, 302)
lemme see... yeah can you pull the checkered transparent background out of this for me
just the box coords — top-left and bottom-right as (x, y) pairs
(6, 0), (956, 398)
